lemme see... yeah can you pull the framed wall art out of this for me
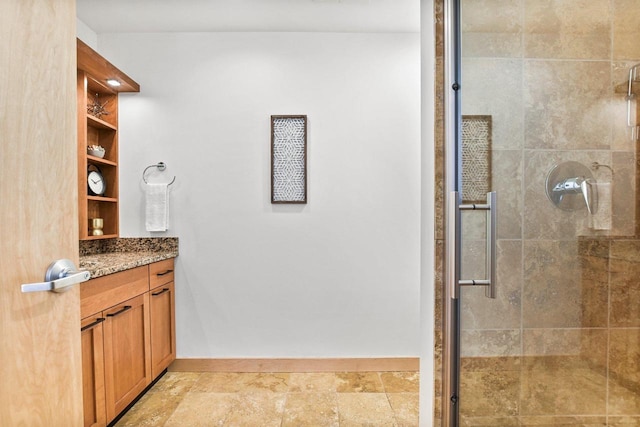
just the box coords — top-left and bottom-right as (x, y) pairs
(271, 115), (307, 204)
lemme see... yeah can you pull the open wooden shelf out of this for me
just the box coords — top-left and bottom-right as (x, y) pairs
(77, 38), (139, 240)
(87, 114), (117, 131)
(87, 196), (118, 203)
(84, 234), (119, 241)
(87, 156), (117, 167)
(77, 39), (139, 93)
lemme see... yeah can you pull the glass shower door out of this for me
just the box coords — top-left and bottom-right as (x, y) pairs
(443, 0), (640, 425)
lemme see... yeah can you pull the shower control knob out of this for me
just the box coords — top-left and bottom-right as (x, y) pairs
(545, 161), (598, 214)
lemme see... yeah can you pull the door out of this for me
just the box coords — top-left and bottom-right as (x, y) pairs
(103, 293), (151, 422)
(81, 315), (107, 427)
(0, 1), (82, 426)
(150, 281), (176, 378)
(442, 0), (640, 425)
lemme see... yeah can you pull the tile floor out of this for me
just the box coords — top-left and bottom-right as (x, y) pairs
(113, 371), (420, 427)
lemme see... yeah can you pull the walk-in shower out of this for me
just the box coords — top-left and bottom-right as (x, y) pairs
(437, 0), (640, 425)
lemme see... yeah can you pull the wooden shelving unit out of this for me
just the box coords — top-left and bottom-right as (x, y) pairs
(77, 39), (139, 240)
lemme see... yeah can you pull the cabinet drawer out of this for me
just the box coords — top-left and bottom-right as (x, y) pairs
(81, 266), (149, 319)
(149, 259), (174, 289)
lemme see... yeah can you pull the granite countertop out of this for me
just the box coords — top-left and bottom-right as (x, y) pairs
(79, 237), (178, 279)
(80, 250), (178, 279)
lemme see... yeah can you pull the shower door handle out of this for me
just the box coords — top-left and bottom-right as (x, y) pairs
(448, 191), (497, 299)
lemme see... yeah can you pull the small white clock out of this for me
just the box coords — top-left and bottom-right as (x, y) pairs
(87, 165), (106, 196)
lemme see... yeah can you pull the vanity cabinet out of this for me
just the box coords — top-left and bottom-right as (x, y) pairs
(149, 259), (176, 378)
(81, 315), (107, 427)
(103, 293), (152, 421)
(80, 259), (175, 426)
(76, 39), (139, 240)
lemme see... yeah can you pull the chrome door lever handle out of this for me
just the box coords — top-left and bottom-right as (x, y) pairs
(21, 259), (91, 293)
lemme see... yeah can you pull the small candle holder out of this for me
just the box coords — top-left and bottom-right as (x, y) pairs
(90, 218), (104, 236)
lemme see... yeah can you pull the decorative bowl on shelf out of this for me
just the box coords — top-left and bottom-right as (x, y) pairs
(87, 145), (105, 158)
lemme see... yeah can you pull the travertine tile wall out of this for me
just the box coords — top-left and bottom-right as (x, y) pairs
(433, 0), (445, 423)
(434, 0), (640, 424)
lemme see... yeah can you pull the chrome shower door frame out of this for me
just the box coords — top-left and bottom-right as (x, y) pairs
(442, 0), (462, 422)
(441, 0), (499, 424)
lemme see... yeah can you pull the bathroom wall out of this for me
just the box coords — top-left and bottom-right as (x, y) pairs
(434, 0), (640, 423)
(459, 0), (638, 354)
(77, 18), (98, 50)
(97, 32), (422, 358)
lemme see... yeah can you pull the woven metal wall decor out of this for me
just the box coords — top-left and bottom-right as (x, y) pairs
(461, 115), (492, 203)
(271, 115), (307, 203)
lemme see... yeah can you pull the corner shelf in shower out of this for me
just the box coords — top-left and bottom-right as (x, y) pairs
(615, 81), (640, 95)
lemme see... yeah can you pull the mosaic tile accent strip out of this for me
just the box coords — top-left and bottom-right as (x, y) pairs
(462, 115), (492, 203)
(271, 115), (307, 203)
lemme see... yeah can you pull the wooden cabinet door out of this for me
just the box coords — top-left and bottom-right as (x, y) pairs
(81, 315), (107, 427)
(103, 293), (151, 422)
(150, 281), (177, 378)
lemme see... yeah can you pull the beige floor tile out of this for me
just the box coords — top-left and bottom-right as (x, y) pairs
(388, 393), (419, 427)
(337, 393), (397, 426)
(380, 372), (420, 393)
(282, 392), (339, 427)
(148, 371), (201, 395)
(288, 372), (337, 392)
(114, 391), (183, 427)
(164, 392), (236, 427)
(336, 372), (385, 393)
(190, 372), (252, 393)
(242, 372), (289, 393)
(224, 392), (287, 427)
(609, 416), (640, 426)
(115, 371), (422, 426)
(190, 372), (289, 393)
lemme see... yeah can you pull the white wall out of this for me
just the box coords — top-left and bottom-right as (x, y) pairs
(98, 32), (421, 358)
(76, 18), (98, 50)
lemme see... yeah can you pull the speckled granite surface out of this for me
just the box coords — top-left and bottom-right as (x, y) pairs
(80, 237), (178, 256)
(79, 238), (178, 279)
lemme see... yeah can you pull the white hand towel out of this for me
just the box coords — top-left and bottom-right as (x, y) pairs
(589, 182), (612, 230)
(145, 183), (169, 232)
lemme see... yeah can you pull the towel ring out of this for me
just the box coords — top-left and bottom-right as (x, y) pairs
(591, 162), (614, 176)
(143, 162), (176, 185)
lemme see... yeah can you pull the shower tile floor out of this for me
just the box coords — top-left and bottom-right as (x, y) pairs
(113, 371), (420, 426)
